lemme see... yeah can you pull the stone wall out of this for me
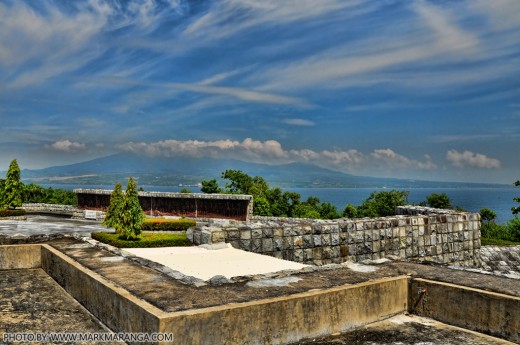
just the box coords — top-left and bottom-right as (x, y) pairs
(74, 189), (254, 221)
(22, 203), (77, 216)
(188, 206), (481, 267)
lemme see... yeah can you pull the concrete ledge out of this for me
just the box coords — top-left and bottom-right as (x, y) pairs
(159, 276), (409, 344)
(0, 244), (41, 269)
(40, 245), (164, 339)
(410, 278), (520, 343)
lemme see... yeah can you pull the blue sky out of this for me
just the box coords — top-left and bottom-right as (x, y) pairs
(0, 0), (519, 183)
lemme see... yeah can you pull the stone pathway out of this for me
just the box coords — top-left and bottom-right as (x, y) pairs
(479, 245), (520, 278)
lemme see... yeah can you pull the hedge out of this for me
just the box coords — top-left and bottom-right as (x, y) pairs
(91, 231), (192, 248)
(141, 218), (196, 231)
(0, 209), (26, 217)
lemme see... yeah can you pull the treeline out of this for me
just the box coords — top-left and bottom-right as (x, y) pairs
(0, 180), (77, 206)
(202, 170), (469, 219)
(0, 159), (77, 208)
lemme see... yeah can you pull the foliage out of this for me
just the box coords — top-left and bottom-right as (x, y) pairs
(21, 183), (77, 206)
(513, 180), (520, 215)
(179, 188), (192, 193)
(117, 177), (146, 240)
(201, 179), (221, 194)
(91, 231), (192, 248)
(355, 190), (409, 217)
(481, 217), (520, 242)
(423, 193), (452, 209)
(1, 159), (23, 209)
(102, 183), (124, 230)
(342, 204), (358, 218)
(481, 237), (520, 246)
(141, 218), (196, 231)
(0, 209), (26, 217)
(479, 208), (496, 225)
(220, 170), (339, 219)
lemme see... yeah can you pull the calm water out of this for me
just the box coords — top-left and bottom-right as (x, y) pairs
(288, 187), (518, 223)
(41, 184), (518, 224)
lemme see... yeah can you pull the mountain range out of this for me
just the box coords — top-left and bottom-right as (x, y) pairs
(10, 153), (506, 189)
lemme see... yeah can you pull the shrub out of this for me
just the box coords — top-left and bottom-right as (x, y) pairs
(117, 177), (145, 240)
(91, 232), (192, 248)
(103, 183), (124, 230)
(141, 218), (196, 231)
(0, 209), (26, 217)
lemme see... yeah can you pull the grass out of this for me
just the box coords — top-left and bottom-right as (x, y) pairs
(91, 231), (192, 248)
(481, 237), (520, 246)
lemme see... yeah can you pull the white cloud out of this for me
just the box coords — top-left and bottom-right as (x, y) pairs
(371, 149), (437, 170)
(46, 140), (86, 152)
(118, 138), (440, 175)
(282, 118), (315, 126)
(446, 150), (501, 169)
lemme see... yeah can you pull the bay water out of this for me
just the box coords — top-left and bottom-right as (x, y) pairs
(41, 184), (518, 224)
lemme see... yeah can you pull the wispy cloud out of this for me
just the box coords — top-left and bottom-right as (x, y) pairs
(446, 150), (501, 169)
(281, 118), (315, 126)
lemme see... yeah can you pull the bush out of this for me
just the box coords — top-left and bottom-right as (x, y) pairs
(91, 232), (192, 248)
(141, 218), (196, 231)
(0, 209), (26, 217)
(481, 217), (520, 242)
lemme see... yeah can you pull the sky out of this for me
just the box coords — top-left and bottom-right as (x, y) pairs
(0, 0), (519, 184)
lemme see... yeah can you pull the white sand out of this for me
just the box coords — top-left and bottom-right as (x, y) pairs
(124, 245), (308, 280)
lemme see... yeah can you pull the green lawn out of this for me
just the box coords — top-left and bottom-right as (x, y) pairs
(91, 231), (192, 248)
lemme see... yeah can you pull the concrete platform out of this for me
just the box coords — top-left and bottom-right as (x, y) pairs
(0, 269), (123, 344)
(124, 244), (308, 280)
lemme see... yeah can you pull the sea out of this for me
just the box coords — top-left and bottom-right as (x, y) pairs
(40, 183), (519, 224)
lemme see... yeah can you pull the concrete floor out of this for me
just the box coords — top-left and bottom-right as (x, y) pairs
(293, 314), (514, 345)
(0, 269), (124, 345)
(0, 215), (105, 237)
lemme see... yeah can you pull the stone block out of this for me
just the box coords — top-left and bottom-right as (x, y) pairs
(262, 228), (273, 238)
(283, 237), (293, 250)
(303, 235), (313, 248)
(273, 228), (283, 237)
(331, 233), (340, 246)
(227, 230), (240, 240)
(274, 238), (283, 251)
(240, 239), (251, 251)
(240, 230), (251, 240)
(340, 245), (349, 257)
(251, 228), (263, 239)
(321, 234), (331, 246)
(372, 241), (380, 253)
(331, 246), (340, 258)
(293, 249), (304, 262)
(304, 248), (314, 261)
(212, 231), (226, 243)
(262, 238), (273, 252)
(293, 236), (304, 248)
(313, 235), (322, 247)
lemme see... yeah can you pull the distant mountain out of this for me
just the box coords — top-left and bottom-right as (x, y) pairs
(17, 152), (507, 189)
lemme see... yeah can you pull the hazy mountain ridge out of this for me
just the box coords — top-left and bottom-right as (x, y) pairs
(10, 153), (508, 189)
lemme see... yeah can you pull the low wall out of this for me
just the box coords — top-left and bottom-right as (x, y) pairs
(0, 244), (41, 269)
(410, 278), (520, 343)
(22, 203), (77, 216)
(74, 189), (253, 221)
(188, 206), (481, 267)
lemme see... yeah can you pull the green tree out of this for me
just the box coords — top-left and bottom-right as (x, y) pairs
(201, 179), (221, 194)
(342, 204), (358, 218)
(357, 190), (409, 217)
(117, 177), (145, 240)
(318, 202), (340, 219)
(180, 188), (192, 193)
(424, 193), (452, 209)
(253, 196), (271, 216)
(221, 170), (254, 194)
(512, 180), (520, 215)
(2, 159), (23, 209)
(103, 183), (124, 231)
(479, 208), (496, 225)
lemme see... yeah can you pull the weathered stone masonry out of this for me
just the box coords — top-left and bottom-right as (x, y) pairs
(188, 206), (481, 267)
